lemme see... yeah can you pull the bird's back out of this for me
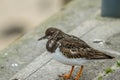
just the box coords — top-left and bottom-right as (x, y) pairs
(59, 34), (114, 60)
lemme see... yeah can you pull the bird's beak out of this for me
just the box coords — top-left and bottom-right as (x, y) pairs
(38, 35), (47, 41)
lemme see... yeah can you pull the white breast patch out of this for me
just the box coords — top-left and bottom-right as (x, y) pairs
(51, 48), (88, 66)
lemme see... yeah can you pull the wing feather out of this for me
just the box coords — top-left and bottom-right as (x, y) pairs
(59, 37), (114, 59)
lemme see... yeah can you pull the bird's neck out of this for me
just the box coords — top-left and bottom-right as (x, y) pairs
(46, 39), (59, 53)
(46, 32), (67, 53)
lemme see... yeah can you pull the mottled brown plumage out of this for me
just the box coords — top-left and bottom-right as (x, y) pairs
(59, 37), (114, 59)
(38, 27), (114, 60)
(38, 27), (114, 80)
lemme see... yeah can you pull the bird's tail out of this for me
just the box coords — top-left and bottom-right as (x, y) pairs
(89, 49), (115, 59)
(102, 53), (115, 59)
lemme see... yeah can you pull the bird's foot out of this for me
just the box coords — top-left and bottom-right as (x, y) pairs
(58, 73), (71, 79)
(74, 78), (79, 80)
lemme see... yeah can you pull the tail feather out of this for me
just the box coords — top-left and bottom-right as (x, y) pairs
(89, 49), (115, 59)
(104, 54), (115, 59)
(90, 54), (114, 59)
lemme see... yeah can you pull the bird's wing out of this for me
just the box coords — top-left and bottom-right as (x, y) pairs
(59, 37), (114, 59)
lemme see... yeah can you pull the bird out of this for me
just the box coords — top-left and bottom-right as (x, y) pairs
(38, 27), (114, 80)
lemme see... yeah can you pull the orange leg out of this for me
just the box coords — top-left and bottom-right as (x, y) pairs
(74, 65), (84, 80)
(59, 66), (74, 79)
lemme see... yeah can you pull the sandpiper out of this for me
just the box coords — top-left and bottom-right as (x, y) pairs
(38, 27), (114, 80)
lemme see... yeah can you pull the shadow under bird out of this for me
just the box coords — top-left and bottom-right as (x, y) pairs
(38, 27), (114, 80)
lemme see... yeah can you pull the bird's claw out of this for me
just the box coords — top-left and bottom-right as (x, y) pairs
(58, 73), (71, 79)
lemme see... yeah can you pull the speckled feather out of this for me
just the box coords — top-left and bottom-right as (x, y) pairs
(40, 28), (114, 59)
(44, 27), (114, 60)
(59, 37), (113, 59)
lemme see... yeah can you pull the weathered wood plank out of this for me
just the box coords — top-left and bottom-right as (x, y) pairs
(9, 52), (52, 80)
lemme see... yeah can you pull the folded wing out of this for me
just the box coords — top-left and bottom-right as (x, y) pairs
(59, 37), (114, 59)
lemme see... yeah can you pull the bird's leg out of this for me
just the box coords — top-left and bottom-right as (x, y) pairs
(63, 66), (75, 79)
(74, 65), (84, 80)
(59, 66), (74, 79)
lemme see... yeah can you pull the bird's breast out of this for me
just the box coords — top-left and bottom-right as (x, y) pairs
(46, 39), (59, 53)
(51, 48), (88, 66)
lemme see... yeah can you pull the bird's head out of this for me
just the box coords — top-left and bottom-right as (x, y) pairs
(38, 27), (62, 41)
